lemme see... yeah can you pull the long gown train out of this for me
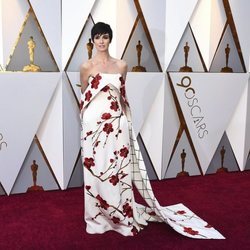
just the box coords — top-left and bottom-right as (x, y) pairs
(80, 72), (225, 239)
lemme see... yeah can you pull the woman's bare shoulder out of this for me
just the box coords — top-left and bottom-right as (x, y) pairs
(80, 60), (93, 72)
(115, 59), (127, 72)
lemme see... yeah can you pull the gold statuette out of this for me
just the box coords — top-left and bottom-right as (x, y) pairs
(221, 44), (233, 72)
(177, 149), (189, 177)
(179, 42), (193, 72)
(132, 40), (146, 72)
(23, 36), (41, 72)
(86, 38), (94, 59)
(27, 160), (44, 192)
(216, 146), (228, 173)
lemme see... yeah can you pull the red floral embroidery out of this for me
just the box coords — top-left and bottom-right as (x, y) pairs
(109, 174), (119, 186)
(96, 194), (110, 210)
(84, 157), (95, 170)
(103, 123), (113, 134)
(101, 85), (110, 92)
(110, 101), (119, 111)
(120, 146), (129, 158)
(120, 86), (126, 98)
(120, 172), (128, 179)
(91, 74), (102, 89)
(148, 211), (156, 216)
(101, 113), (112, 120)
(85, 185), (91, 190)
(184, 227), (199, 236)
(123, 203), (133, 218)
(111, 216), (120, 224)
(86, 131), (92, 136)
(119, 76), (125, 85)
(176, 210), (186, 215)
(205, 224), (213, 228)
(80, 100), (84, 110)
(85, 90), (92, 101)
(131, 226), (138, 236)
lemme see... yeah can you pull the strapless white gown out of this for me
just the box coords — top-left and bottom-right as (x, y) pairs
(80, 72), (224, 239)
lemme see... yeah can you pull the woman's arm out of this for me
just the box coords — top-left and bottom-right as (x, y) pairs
(119, 59), (128, 80)
(80, 62), (91, 94)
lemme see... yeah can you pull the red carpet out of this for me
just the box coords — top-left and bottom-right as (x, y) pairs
(0, 171), (249, 249)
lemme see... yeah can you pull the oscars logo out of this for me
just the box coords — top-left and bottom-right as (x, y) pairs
(179, 42), (193, 72)
(132, 40), (146, 72)
(0, 133), (7, 151)
(221, 44), (233, 73)
(177, 149), (189, 177)
(176, 76), (208, 139)
(27, 160), (44, 192)
(23, 36), (41, 72)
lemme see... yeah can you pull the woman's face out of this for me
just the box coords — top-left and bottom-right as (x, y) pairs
(93, 33), (110, 52)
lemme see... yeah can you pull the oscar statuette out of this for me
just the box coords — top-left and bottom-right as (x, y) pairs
(27, 160), (44, 192)
(220, 44), (233, 73)
(179, 42), (193, 72)
(132, 40), (146, 72)
(177, 149), (189, 177)
(216, 146), (228, 173)
(23, 36), (41, 72)
(86, 38), (94, 59)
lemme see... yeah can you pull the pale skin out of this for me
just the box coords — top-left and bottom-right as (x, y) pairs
(80, 33), (127, 94)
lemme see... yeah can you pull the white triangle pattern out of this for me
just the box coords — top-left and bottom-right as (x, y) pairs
(29, 0), (61, 70)
(0, 73), (60, 194)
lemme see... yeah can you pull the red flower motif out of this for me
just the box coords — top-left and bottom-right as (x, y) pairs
(184, 227), (199, 236)
(120, 86), (126, 98)
(91, 74), (102, 89)
(96, 194), (110, 210)
(111, 216), (120, 224)
(205, 224), (213, 228)
(85, 185), (91, 190)
(80, 100), (84, 110)
(120, 172), (128, 179)
(85, 90), (92, 101)
(131, 226), (138, 236)
(148, 211), (156, 216)
(120, 146), (129, 158)
(103, 123), (113, 134)
(110, 101), (119, 111)
(109, 174), (119, 186)
(84, 157), (95, 170)
(95, 141), (100, 147)
(86, 131), (92, 136)
(119, 76), (125, 85)
(176, 210), (186, 215)
(101, 113), (112, 120)
(123, 203), (133, 218)
(101, 85), (110, 92)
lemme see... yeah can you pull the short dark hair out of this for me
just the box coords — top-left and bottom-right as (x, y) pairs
(91, 22), (113, 42)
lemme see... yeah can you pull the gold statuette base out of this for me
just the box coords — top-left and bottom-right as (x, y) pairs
(176, 171), (190, 177)
(179, 66), (193, 72)
(216, 167), (228, 173)
(220, 67), (233, 73)
(23, 64), (41, 72)
(27, 185), (44, 192)
(132, 65), (146, 72)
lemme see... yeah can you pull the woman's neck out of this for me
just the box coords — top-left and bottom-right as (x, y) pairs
(94, 51), (111, 64)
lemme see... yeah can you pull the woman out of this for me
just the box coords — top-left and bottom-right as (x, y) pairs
(80, 22), (224, 239)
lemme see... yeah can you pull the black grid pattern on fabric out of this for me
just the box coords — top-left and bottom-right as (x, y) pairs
(128, 126), (157, 210)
